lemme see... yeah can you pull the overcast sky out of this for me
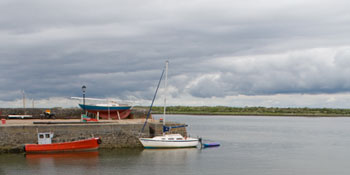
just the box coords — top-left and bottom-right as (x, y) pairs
(1, 0), (350, 108)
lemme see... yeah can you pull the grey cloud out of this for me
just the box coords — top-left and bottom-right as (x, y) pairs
(183, 47), (350, 98)
(1, 0), (350, 104)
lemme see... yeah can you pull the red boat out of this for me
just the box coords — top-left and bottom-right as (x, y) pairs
(24, 132), (101, 153)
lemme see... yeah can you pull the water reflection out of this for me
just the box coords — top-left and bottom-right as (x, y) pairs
(25, 151), (99, 175)
(135, 148), (201, 175)
(141, 148), (199, 163)
(25, 151), (99, 164)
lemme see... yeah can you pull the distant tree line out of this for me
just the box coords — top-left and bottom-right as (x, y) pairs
(134, 106), (350, 116)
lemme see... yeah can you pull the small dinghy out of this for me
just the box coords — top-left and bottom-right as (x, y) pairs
(203, 142), (220, 148)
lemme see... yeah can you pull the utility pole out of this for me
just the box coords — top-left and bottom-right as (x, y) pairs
(22, 90), (26, 115)
(82, 85), (86, 115)
(32, 99), (34, 115)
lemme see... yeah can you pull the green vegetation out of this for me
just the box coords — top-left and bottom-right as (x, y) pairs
(134, 106), (350, 116)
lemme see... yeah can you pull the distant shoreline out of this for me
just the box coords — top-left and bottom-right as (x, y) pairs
(152, 112), (350, 117)
(134, 106), (350, 117)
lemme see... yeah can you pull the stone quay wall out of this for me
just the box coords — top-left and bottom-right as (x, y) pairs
(0, 108), (149, 119)
(0, 121), (187, 153)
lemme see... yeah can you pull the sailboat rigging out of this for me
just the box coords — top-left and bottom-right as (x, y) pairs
(139, 61), (199, 148)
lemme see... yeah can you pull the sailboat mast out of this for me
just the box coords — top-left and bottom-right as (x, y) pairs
(140, 64), (166, 135)
(163, 61), (168, 128)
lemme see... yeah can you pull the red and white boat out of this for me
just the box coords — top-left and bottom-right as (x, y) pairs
(24, 132), (101, 153)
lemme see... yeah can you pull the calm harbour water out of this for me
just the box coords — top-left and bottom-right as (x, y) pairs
(1, 115), (350, 175)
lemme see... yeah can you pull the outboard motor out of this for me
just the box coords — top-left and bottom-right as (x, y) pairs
(199, 137), (203, 148)
(97, 137), (102, 144)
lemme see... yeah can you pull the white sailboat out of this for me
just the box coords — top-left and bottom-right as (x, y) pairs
(139, 61), (199, 148)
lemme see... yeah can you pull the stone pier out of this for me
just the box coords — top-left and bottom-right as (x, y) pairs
(0, 119), (187, 153)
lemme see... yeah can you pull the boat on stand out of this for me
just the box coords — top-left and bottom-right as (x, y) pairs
(72, 97), (132, 120)
(139, 61), (200, 148)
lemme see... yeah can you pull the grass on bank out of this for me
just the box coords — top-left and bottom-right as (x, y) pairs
(133, 106), (350, 116)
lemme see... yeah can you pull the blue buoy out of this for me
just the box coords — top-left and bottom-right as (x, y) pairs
(203, 143), (220, 148)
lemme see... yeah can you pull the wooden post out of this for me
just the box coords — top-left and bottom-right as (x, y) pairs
(117, 111), (121, 120)
(108, 106), (111, 120)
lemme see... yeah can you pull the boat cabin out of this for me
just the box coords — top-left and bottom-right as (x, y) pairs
(38, 132), (54, 145)
(154, 134), (185, 141)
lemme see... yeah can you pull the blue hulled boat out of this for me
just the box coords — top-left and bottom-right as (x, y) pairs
(79, 103), (132, 120)
(79, 104), (132, 111)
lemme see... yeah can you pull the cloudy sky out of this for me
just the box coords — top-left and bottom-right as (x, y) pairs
(1, 0), (350, 108)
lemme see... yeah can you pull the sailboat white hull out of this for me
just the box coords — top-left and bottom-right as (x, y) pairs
(139, 134), (199, 148)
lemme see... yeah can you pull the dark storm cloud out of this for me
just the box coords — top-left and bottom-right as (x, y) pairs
(1, 0), (350, 104)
